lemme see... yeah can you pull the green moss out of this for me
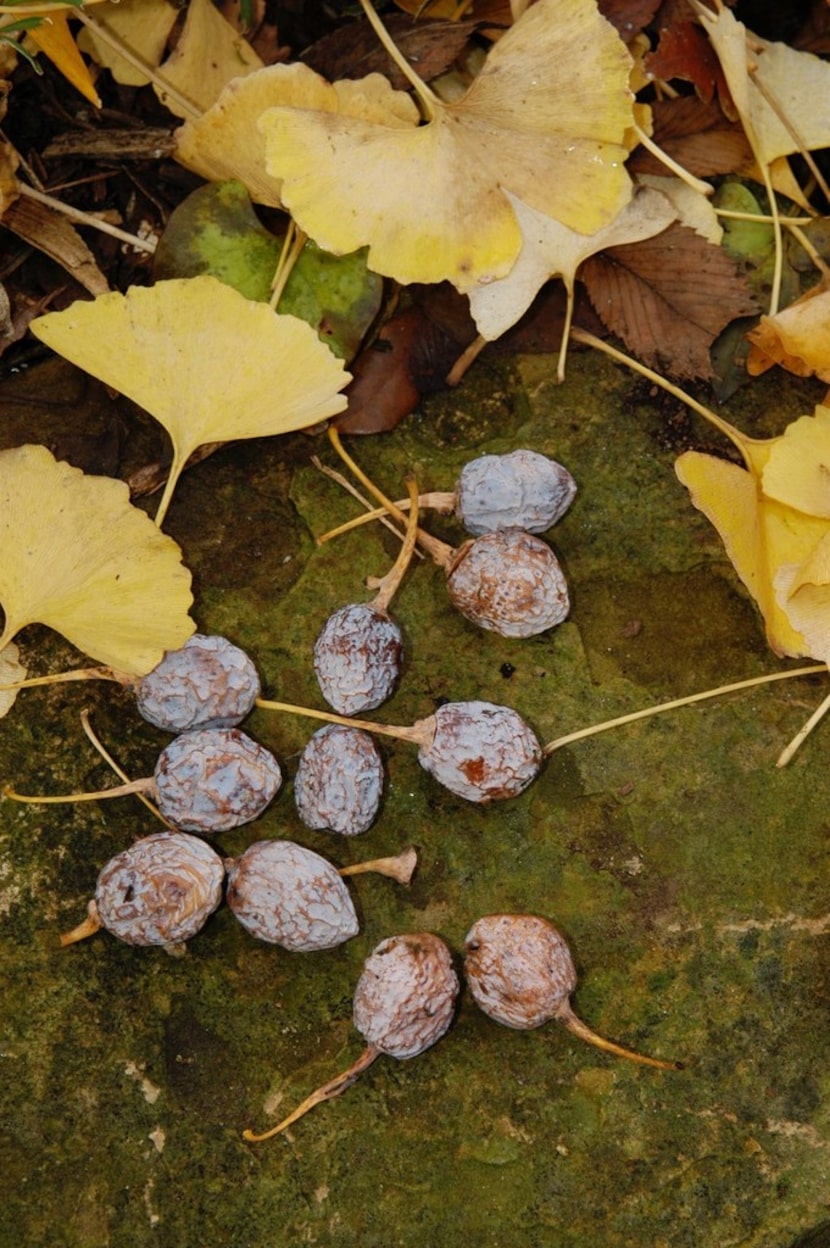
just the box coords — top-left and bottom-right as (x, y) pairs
(1, 350), (829, 1247)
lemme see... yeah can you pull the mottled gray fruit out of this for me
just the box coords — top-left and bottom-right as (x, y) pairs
(94, 831), (224, 946)
(294, 723), (384, 836)
(136, 633), (260, 732)
(446, 529), (569, 638)
(154, 728), (282, 832)
(464, 914), (577, 1029)
(314, 602), (403, 714)
(463, 913), (681, 1070)
(353, 932), (459, 1058)
(417, 701), (542, 803)
(456, 449), (577, 536)
(225, 839), (359, 951)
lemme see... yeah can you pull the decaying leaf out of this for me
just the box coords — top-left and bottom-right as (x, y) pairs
(675, 405), (830, 662)
(259, 0), (634, 289)
(0, 444), (194, 687)
(582, 221), (758, 379)
(30, 276), (351, 526)
(3, 194), (109, 296)
(746, 286), (830, 382)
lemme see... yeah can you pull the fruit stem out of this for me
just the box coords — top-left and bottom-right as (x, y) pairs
(242, 1043), (380, 1142)
(3, 777), (153, 804)
(328, 426), (453, 568)
(317, 492), (456, 545)
(369, 476), (420, 614)
(542, 665), (827, 756)
(340, 846), (417, 885)
(254, 697), (429, 746)
(60, 900), (103, 948)
(80, 710), (172, 827)
(558, 1003), (682, 1071)
(312, 456), (417, 551)
(776, 685), (830, 767)
(0, 665), (123, 692)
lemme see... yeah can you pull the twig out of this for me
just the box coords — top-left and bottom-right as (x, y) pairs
(17, 183), (157, 254)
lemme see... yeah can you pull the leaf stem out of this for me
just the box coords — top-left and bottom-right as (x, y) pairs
(543, 665), (827, 756)
(569, 327), (755, 466)
(357, 0), (439, 119)
(243, 1044), (380, 1143)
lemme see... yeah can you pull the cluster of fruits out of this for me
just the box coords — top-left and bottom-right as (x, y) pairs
(9, 444), (682, 1141)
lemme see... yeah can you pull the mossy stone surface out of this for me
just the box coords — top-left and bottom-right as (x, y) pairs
(0, 348), (828, 1248)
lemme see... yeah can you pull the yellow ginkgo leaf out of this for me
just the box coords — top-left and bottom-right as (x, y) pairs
(746, 288), (830, 385)
(675, 403), (830, 662)
(259, 0), (634, 289)
(0, 642), (26, 719)
(675, 448), (824, 659)
(176, 63), (418, 209)
(0, 445), (194, 680)
(77, 0), (177, 88)
(154, 0), (262, 119)
(761, 405), (830, 518)
(30, 276), (351, 527)
(775, 532), (830, 665)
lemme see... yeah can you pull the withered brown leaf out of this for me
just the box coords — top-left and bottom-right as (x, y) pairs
(582, 222), (759, 379)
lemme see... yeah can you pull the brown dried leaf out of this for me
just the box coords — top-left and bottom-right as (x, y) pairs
(628, 96), (752, 178)
(303, 14), (480, 91)
(644, 19), (728, 105)
(598, 0), (662, 42)
(582, 222), (759, 379)
(2, 197), (109, 297)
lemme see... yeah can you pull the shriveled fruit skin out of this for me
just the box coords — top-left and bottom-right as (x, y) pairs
(353, 932), (459, 1059)
(294, 723), (384, 836)
(225, 839), (359, 951)
(95, 831), (224, 946)
(154, 727), (281, 832)
(456, 450), (577, 536)
(417, 700), (542, 803)
(446, 529), (569, 638)
(313, 602), (403, 714)
(464, 913), (577, 1029)
(136, 633), (261, 732)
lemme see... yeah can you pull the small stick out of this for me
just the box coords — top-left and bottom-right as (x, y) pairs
(254, 696), (428, 747)
(16, 184), (157, 254)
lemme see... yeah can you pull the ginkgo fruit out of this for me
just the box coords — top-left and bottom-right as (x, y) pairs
(30, 276), (351, 528)
(0, 444), (194, 712)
